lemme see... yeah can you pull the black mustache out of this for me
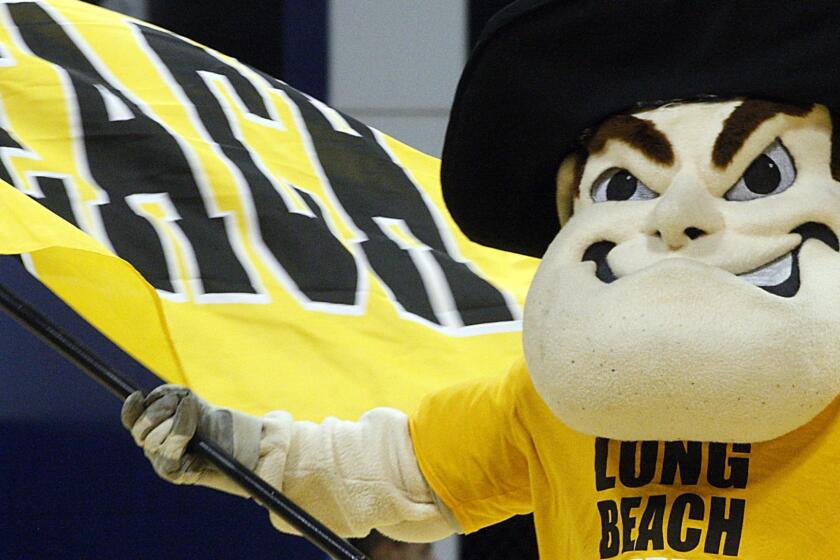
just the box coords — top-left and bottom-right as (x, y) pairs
(581, 222), (839, 297)
(581, 241), (617, 283)
(792, 222), (839, 250)
(763, 223), (838, 297)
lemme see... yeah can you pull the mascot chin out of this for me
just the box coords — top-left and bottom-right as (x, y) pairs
(123, 1), (840, 558)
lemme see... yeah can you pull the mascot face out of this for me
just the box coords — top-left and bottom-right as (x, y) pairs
(524, 99), (840, 442)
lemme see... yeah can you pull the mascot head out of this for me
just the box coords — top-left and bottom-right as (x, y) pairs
(441, 0), (840, 443)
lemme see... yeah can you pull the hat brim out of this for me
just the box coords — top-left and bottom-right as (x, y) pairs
(441, 0), (840, 257)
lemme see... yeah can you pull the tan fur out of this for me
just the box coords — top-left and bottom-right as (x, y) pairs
(831, 110), (840, 182)
(555, 152), (581, 225)
(528, 101), (840, 442)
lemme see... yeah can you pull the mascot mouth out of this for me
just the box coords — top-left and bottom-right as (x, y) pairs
(582, 222), (839, 297)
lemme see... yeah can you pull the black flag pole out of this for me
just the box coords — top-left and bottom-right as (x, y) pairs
(0, 281), (369, 560)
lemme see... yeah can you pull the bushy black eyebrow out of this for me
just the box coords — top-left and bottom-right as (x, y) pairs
(569, 115), (673, 199)
(586, 114), (674, 166)
(712, 100), (813, 169)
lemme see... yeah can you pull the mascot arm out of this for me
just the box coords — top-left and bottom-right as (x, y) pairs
(121, 385), (461, 541)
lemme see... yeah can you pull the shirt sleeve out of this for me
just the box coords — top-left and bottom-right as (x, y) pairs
(408, 359), (533, 533)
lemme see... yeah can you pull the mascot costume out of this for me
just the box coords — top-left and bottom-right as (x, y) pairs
(123, 1), (840, 558)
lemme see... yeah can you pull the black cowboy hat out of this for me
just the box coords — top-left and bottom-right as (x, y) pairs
(441, 0), (840, 257)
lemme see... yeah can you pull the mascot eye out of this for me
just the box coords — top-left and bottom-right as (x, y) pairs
(591, 169), (658, 202)
(724, 139), (796, 201)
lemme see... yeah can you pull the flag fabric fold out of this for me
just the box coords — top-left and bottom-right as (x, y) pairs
(0, 0), (538, 420)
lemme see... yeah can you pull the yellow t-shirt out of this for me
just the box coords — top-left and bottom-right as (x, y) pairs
(409, 359), (840, 559)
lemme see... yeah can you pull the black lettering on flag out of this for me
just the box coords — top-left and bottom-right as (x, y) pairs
(137, 24), (359, 307)
(595, 438), (616, 491)
(705, 497), (745, 556)
(708, 443), (750, 489)
(667, 493), (704, 552)
(618, 441), (658, 488)
(661, 441), (702, 485)
(0, 128), (20, 185)
(32, 175), (80, 227)
(597, 500), (620, 558)
(635, 494), (666, 552)
(0, 123), (78, 225)
(0, 91), (80, 228)
(0, 117), (26, 188)
(8, 2), (258, 298)
(259, 74), (517, 329)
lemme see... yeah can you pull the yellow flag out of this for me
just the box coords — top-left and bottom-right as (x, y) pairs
(0, 0), (538, 420)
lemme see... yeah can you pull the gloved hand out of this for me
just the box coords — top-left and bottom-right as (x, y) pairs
(121, 385), (262, 486)
(122, 387), (461, 540)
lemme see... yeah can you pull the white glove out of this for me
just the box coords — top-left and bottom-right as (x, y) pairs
(121, 385), (262, 486)
(122, 386), (461, 541)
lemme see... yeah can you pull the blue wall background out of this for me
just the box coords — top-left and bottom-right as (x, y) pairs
(0, 262), (327, 560)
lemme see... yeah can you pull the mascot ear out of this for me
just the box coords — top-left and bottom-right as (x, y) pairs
(555, 152), (583, 224)
(831, 110), (840, 182)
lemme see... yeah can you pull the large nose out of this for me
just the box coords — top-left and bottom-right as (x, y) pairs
(646, 169), (724, 249)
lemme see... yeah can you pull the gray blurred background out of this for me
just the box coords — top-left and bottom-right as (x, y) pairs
(97, 0), (508, 157)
